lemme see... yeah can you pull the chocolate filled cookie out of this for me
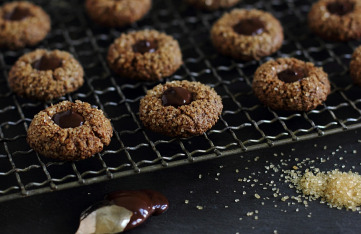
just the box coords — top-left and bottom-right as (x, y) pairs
(308, 0), (361, 41)
(252, 58), (331, 111)
(85, 0), (151, 28)
(139, 80), (223, 137)
(27, 100), (113, 161)
(107, 29), (182, 81)
(350, 45), (361, 86)
(0, 1), (50, 49)
(211, 9), (283, 61)
(8, 49), (84, 101)
(185, 0), (241, 11)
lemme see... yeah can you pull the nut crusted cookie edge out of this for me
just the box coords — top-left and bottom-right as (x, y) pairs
(185, 0), (241, 10)
(0, 1), (51, 49)
(211, 9), (284, 61)
(8, 49), (84, 101)
(252, 58), (331, 111)
(27, 100), (113, 161)
(350, 45), (361, 86)
(107, 29), (183, 81)
(308, 0), (361, 41)
(85, 0), (151, 27)
(139, 80), (223, 137)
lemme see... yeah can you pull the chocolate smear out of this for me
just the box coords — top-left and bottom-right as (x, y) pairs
(76, 190), (169, 234)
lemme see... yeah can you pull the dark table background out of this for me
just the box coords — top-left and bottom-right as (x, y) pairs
(1, 0), (361, 233)
(1, 129), (361, 234)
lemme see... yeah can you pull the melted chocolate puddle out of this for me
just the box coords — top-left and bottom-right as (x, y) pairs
(162, 87), (193, 107)
(233, 18), (265, 36)
(32, 54), (63, 71)
(327, 1), (354, 16)
(278, 67), (306, 83)
(4, 7), (32, 21)
(107, 190), (169, 230)
(76, 190), (169, 233)
(52, 109), (84, 128)
(133, 40), (158, 54)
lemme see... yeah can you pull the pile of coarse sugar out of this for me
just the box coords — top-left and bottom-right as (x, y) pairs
(296, 169), (361, 211)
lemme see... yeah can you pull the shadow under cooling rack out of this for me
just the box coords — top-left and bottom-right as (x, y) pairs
(1, 0), (361, 201)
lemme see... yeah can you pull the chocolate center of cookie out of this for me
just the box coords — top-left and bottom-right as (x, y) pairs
(278, 68), (306, 83)
(327, 1), (355, 16)
(233, 18), (265, 36)
(132, 40), (158, 54)
(52, 109), (84, 128)
(4, 7), (32, 21)
(32, 54), (63, 71)
(161, 87), (193, 107)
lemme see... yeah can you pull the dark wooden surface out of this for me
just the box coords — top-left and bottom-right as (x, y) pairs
(1, 129), (361, 234)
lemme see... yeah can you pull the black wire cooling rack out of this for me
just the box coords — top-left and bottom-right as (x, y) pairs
(1, 0), (361, 201)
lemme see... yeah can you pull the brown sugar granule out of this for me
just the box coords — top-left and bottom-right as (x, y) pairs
(85, 0), (151, 28)
(107, 29), (182, 81)
(252, 58), (331, 111)
(211, 9), (283, 61)
(308, 0), (361, 41)
(185, 0), (241, 11)
(27, 100), (113, 161)
(8, 49), (84, 101)
(299, 170), (361, 211)
(0, 1), (50, 49)
(139, 80), (223, 137)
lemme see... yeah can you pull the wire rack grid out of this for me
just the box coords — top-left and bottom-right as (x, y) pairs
(0, 0), (361, 202)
